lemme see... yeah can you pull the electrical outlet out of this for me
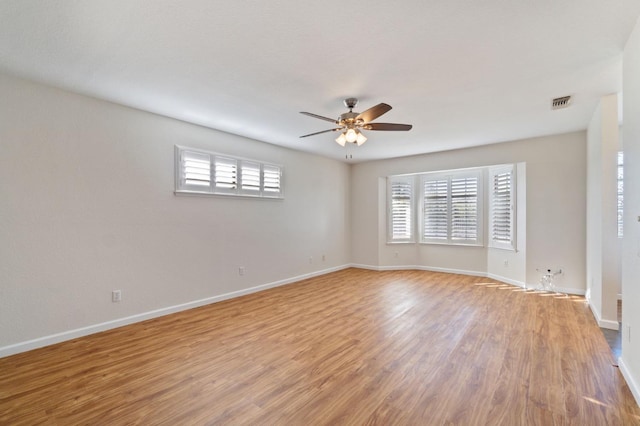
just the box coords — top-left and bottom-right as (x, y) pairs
(309, 256), (313, 264)
(394, 252), (399, 258)
(238, 266), (245, 276)
(503, 260), (509, 267)
(322, 254), (326, 262)
(112, 290), (122, 303)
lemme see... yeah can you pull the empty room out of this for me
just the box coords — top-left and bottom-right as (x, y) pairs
(2, 1), (640, 424)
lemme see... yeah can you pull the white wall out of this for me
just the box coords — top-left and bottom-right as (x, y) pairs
(351, 132), (586, 293)
(586, 94), (620, 330)
(0, 73), (351, 356)
(620, 16), (640, 405)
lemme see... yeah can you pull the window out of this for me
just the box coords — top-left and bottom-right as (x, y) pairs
(175, 146), (283, 198)
(180, 150), (212, 191)
(387, 165), (516, 247)
(423, 179), (448, 240)
(263, 164), (282, 196)
(214, 156), (238, 194)
(618, 151), (624, 238)
(240, 161), (261, 195)
(489, 165), (515, 250)
(388, 176), (415, 242)
(421, 171), (482, 245)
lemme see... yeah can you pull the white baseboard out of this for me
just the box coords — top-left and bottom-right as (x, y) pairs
(0, 264), (351, 358)
(598, 319), (620, 330)
(619, 357), (640, 406)
(377, 264), (421, 271)
(353, 265), (586, 295)
(414, 265), (487, 277)
(587, 300), (620, 331)
(349, 263), (380, 271)
(519, 281), (585, 296)
(552, 286), (586, 296)
(351, 263), (486, 278)
(486, 273), (526, 288)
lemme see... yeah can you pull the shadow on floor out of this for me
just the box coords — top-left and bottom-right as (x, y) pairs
(600, 300), (622, 364)
(601, 327), (622, 363)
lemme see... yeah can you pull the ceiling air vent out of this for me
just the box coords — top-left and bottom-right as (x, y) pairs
(551, 95), (571, 110)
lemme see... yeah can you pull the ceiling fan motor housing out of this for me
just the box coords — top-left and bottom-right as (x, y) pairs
(340, 111), (361, 128)
(343, 97), (358, 110)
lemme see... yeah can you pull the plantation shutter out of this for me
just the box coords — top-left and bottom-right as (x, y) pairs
(263, 164), (282, 197)
(490, 166), (515, 249)
(617, 152), (624, 238)
(175, 146), (283, 199)
(179, 149), (211, 191)
(423, 179), (449, 240)
(214, 156), (238, 194)
(422, 171), (482, 245)
(450, 176), (478, 242)
(240, 161), (261, 195)
(389, 176), (414, 242)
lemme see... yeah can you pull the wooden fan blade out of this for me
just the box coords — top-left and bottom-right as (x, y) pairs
(364, 123), (412, 131)
(300, 128), (343, 138)
(300, 111), (338, 124)
(356, 103), (392, 123)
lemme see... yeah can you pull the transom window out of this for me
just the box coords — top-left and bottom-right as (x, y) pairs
(175, 146), (283, 199)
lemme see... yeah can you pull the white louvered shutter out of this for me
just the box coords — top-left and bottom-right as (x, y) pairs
(389, 177), (414, 242)
(175, 146), (284, 199)
(450, 176), (478, 242)
(490, 166), (515, 249)
(263, 164), (282, 197)
(618, 152), (624, 238)
(423, 179), (449, 241)
(240, 161), (261, 195)
(214, 156), (238, 194)
(179, 149), (212, 192)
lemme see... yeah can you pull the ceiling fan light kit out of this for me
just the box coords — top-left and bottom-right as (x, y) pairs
(300, 98), (412, 147)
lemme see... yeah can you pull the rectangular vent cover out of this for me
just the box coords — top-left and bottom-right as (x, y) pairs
(551, 96), (571, 110)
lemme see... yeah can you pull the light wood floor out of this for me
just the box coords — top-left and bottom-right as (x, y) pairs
(1, 269), (639, 425)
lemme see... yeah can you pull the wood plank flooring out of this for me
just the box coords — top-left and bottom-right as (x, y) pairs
(1, 269), (639, 425)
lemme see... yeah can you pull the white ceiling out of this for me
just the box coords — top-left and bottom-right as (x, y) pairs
(1, 1), (639, 162)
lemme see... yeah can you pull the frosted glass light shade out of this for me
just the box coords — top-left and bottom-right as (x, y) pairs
(345, 128), (357, 143)
(335, 133), (347, 146)
(356, 132), (367, 146)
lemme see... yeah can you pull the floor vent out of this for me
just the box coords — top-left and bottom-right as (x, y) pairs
(552, 95), (571, 110)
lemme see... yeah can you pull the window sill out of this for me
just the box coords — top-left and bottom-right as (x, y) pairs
(420, 241), (484, 248)
(488, 244), (517, 252)
(174, 190), (284, 200)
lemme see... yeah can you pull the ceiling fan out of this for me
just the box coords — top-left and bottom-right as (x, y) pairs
(300, 98), (412, 146)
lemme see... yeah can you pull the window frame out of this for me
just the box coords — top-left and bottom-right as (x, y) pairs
(175, 145), (283, 199)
